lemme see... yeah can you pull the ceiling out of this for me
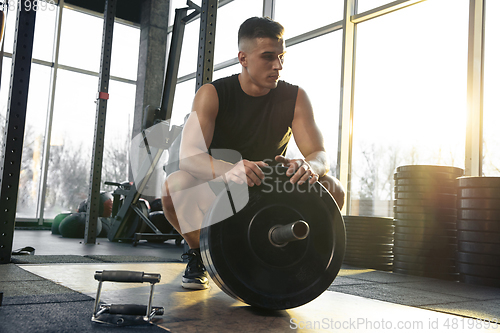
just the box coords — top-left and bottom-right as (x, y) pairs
(65, 0), (142, 24)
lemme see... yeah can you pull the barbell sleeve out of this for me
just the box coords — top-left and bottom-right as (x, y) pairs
(269, 220), (310, 246)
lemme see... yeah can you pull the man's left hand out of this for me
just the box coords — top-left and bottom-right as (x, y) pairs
(275, 155), (319, 185)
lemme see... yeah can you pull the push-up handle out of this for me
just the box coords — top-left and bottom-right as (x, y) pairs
(94, 270), (161, 284)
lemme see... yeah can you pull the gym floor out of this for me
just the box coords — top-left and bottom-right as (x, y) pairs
(1, 230), (500, 332)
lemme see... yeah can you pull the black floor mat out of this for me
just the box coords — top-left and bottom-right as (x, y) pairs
(0, 293), (167, 333)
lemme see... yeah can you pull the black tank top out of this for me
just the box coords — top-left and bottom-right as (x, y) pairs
(209, 74), (298, 163)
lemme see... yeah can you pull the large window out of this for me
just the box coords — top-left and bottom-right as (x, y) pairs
(482, 0), (500, 176)
(274, 0), (344, 38)
(171, 79), (196, 126)
(110, 23), (140, 81)
(0, 0), (494, 223)
(44, 69), (98, 218)
(214, 0), (262, 65)
(32, 1), (58, 62)
(350, 0), (469, 217)
(59, 9), (103, 72)
(279, 32), (343, 176)
(16, 64), (52, 218)
(177, 18), (200, 78)
(357, 0), (395, 14)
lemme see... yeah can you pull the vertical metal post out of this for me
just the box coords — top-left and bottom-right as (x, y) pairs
(195, 0), (217, 92)
(161, 7), (189, 121)
(262, 0), (275, 18)
(337, 0), (357, 215)
(465, 0), (484, 177)
(37, 0), (64, 224)
(0, 4), (36, 264)
(0, 1), (7, 91)
(85, 0), (117, 244)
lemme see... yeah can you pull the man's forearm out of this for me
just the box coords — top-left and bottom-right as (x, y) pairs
(305, 150), (330, 177)
(179, 151), (234, 181)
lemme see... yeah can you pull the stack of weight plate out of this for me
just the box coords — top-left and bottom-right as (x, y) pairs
(343, 216), (394, 271)
(393, 165), (464, 280)
(456, 177), (500, 288)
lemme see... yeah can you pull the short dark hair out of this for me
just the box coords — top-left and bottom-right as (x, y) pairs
(238, 17), (285, 46)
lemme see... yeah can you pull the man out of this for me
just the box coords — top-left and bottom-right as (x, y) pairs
(161, 17), (345, 290)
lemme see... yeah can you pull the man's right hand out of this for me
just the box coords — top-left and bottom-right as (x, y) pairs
(224, 160), (268, 187)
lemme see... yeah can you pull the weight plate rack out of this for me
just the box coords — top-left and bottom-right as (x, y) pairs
(456, 177), (500, 288)
(393, 165), (464, 281)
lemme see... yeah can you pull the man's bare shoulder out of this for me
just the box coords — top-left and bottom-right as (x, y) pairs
(195, 83), (220, 99)
(192, 83), (219, 119)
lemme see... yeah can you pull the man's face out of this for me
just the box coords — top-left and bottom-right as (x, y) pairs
(239, 37), (286, 92)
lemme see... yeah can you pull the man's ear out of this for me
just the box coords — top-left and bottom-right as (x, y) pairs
(238, 51), (247, 67)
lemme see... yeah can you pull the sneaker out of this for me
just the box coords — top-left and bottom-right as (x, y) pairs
(181, 248), (209, 290)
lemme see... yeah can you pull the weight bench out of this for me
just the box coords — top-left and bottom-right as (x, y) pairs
(92, 270), (164, 326)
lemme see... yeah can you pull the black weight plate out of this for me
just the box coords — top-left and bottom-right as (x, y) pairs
(395, 198), (456, 208)
(457, 219), (500, 232)
(346, 251), (394, 258)
(346, 261), (394, 268)
(394, 170), (460, 180)
(346, 237), (393, 245)
(347, 238), (394, 246)
(457, 177), (500, 188)
(394, 239), (457, 250)
(457, 262), (500, 279)
(345, 247), (393, 254)
(457, 252), (500, 266)
(394, 233), (456, 244)
(344, 220), (394, 226)
(458, 188), (500, 199)
(346, 230), (394, 238)
(344, 253), (394, 260)
(344, 256), (393, 263)
(393, 268), (459, 280)
(459, 274), (500, 288)
(344, 262), (393, 270)
(346, 247), (393, 255)
(344, 223), (394, 230)
(344, 263), (393, 270)
(394, 219), (456, 229)
(395, 254), (455, 265)
(347, 243), (394, 251)
(344, 225), (394, 232)
(344, 219), (394, 225)
(395, 185), (457, 194)
(343, 216), (394, 223)
(346, 227), (394, 234)
(394, 213), (457, 222)
(395, 226), (457, 237)
(344, 255), (393, 262)
(458, 241), (500, 255)
(345, 226), (394, 234)
(345, 243), (393, 252)
(458, 231), (500, 244)
(458, 209), (500, 221)
(200, 165), (345, 310)
(393, 261), (456, 272)
(395, 178), (456, 187)
(393, 246), (456, 258)
(394, 206), (456, 215)
(458, 198), (500, 210)
(396, 165), (464, 176)
(395, 192), (457, 201)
